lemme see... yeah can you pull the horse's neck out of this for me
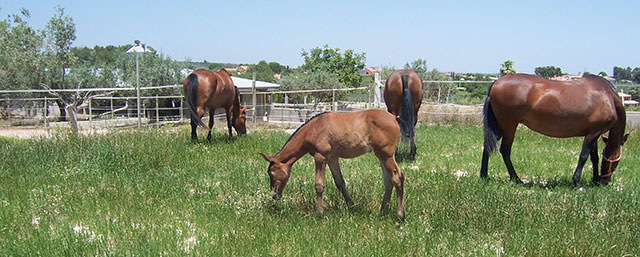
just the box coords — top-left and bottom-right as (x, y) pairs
(275, 133), (308, 166)
(606, 115), (626, 155)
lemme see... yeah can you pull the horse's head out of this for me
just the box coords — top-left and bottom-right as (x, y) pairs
(260, 153), (290, 200)
(600, 134), (629, 184)
(233, 106), (247, 135)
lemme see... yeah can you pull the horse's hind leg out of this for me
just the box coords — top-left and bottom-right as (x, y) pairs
(190, 118), (198, 141)
(572, 134), (599, 187)
(409, 137), (417, 161)
(207, 111), (215, 141)
(379, 156), (405, 221)
(328, 158), (354, 208)
(499, 127), (522, 184)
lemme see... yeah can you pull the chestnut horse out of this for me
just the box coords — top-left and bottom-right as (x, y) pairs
(259, 110), (405, 221)
(480, 74), (628, 187)
(384, 70), (424, 160)
(183, 69), (247, 141)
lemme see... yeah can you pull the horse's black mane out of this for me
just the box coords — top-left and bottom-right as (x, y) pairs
(278, 112), (328, 153)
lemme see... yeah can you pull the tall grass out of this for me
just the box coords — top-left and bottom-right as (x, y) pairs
(0, 124), (639, 255)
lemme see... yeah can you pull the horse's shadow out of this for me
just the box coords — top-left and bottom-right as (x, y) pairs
(514, 177), (602, 190)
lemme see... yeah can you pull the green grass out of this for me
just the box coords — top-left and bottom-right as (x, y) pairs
(1, 123), (639, 256)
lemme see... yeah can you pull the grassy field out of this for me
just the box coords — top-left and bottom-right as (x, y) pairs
(1, 123), (639, 256)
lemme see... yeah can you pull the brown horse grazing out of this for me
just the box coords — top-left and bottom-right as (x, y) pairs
(384, 70), (424, 160)
(480, 74), (629, 187)
(183, 69), (247, 141)
(259, 110), (405, 221)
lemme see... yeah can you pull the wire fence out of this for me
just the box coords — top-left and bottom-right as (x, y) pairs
(8, 77), (637, 129)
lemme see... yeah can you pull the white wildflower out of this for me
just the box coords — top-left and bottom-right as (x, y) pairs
(31, 216), (40, 228)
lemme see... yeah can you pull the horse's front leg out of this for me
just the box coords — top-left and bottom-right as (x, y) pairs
(225, 108), (233, 140)
(572, 134), (599, 187)
(381, 156), (405, 222)
(590, 142), (600, 185)
(207, 111), (215, 141)
(314, 156), (327, 215)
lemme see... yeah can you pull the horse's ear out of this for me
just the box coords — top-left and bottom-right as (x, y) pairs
(622, 134), (629, 146)
(602, 135), (608, 144)
(259, 153), (272, 162)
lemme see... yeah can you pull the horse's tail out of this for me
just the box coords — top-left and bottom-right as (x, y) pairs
(482, 82), (499, 155)
(397, 70), (415, 142)
(185, 73), (206, 127)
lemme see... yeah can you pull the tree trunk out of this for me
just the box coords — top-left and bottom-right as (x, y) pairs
(56, 99), (67, 121)
(65, 104), (79, 136)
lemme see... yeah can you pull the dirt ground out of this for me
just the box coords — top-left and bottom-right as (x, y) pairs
(0, 127), (50, 139)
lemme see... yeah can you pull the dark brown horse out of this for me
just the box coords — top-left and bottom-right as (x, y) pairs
(480, 74), (628, 187)
(183, 69), (247, 141)
(260, 110), (405, 221)
(384, 70), (424, 160)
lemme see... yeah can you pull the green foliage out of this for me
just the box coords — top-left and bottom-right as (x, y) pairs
(534, 66), (563, 78)
(235, 60), (289, 83)
(613, 66), (635, 82)
(500, 60), (516, 76)
(404, 59), (428, 78)
(301, 44), (366, 87)
(42, 5), (77, 89)
(0, 8), (44, 91)
(279, 70), (345, 103)
(0, 125), (639, 255)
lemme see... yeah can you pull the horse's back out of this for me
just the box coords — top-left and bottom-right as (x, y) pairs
(182, 69), (238, 110)
(489, 74), (619, 137)
(309, 110), (400, 158)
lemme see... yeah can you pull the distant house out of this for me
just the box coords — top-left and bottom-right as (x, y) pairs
(619, 90), (639, 107)
(362, 67), (381, 76)
(225, 66), (249, 74)
(551, 72), (584, 81)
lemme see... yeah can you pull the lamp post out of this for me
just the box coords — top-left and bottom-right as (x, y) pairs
(126, 40), (150, 128)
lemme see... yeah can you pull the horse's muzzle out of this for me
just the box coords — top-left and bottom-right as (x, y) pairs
(270, 190), (281, 200)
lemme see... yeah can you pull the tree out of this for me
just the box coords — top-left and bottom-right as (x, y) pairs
(598, 71), (608, 77)
(534, 66), (563, 78)
(403, 59), (428, 78)
(500, 60), (516, 76)
(633, 67), (640, 84)
(0, 8), (43, 91)
(38, 6), (113, 134)
(237, 60), (278, 82)
(279, 70), (344, 120)
(301, 44), (366, 87)
(613, 66), (632, 82)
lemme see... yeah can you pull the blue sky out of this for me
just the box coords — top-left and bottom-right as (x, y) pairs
(1, 0), (639, 74)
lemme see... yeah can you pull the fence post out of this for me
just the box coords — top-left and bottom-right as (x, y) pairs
(89, 98), (92, 123)
(110, 97), (113, 119)
(180, 98), (183, 122)
(155, 95), (159, 128)
(332, 89), (337, 112)
(374, 72), (381, 107)
(252, 72), (256, 124)
(44, 96), (48, 127)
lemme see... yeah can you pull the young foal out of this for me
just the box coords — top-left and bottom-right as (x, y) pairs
(260, 109), (405, 221)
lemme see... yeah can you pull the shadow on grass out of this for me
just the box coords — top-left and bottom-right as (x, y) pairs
(484, 176), (603, 190)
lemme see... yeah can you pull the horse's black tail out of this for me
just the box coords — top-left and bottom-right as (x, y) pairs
(482, 83), (499, 155)
(185, 73), (205, 127)
(397, 70), (415, 143)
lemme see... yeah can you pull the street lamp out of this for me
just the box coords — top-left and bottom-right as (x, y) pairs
(126, 40), (151, 128)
